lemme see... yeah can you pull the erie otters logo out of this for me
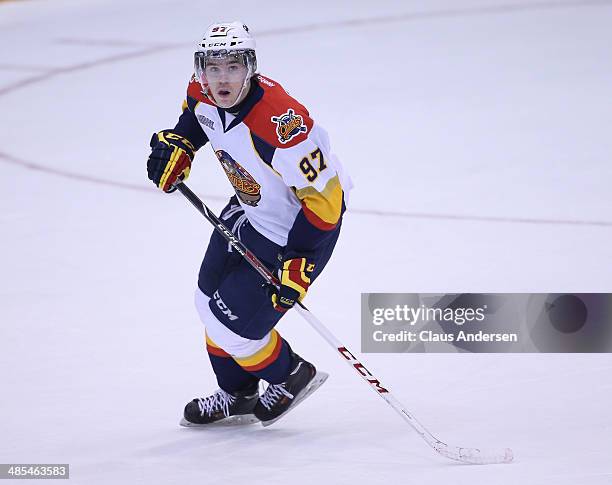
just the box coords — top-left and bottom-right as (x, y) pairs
(215, 150), (261, 207)
(271, 109), (307, 144)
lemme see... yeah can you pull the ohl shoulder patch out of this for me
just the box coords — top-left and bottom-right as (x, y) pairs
(271, 109), (307, 144)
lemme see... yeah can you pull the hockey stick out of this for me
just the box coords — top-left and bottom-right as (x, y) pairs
(173, 181), (514, 465)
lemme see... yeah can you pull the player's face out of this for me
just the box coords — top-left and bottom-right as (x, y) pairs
(204, 58), (248, 108)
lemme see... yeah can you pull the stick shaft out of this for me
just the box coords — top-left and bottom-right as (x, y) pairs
(173, 182), (513, 465)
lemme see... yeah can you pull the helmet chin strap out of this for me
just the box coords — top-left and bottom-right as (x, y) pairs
(230, 75), (252, 108)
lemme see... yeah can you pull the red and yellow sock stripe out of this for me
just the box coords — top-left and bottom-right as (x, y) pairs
(233, 330), (283, 372)
(205, 333), (231, 358)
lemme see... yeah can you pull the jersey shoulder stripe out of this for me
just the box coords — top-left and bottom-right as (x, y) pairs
(244, 75), (314, 149)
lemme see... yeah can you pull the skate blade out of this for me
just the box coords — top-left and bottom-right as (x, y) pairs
(179, 414), (260, 428)
(261, 371), (329, 428)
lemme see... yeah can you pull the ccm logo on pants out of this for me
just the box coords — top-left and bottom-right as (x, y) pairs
(213, 290), (239, 321)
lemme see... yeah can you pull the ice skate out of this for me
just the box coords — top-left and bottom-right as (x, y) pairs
(254, 353), (329, 427)
(180, 387), (260, 427)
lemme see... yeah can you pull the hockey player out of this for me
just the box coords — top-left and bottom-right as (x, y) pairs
(147, 21), (352, 426)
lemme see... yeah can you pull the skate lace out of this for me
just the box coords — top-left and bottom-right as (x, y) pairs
(197, 389), (236, 417)
(259, 383), (294, 410)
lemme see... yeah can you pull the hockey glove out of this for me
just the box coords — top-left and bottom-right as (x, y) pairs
(147, 130), (196, 193)
(271, 257), (315, 313)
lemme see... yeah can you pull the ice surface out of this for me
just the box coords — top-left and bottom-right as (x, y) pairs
(1, 1), (611, 484)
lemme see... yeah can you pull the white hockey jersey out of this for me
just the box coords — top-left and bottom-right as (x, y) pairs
(183, 74), (352, 248)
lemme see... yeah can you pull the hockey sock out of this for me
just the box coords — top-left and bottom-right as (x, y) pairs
(233, 330), (292, 384)
(206, 333), (259, 393)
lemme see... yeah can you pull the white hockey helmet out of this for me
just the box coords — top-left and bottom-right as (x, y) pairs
(194, 21), (257, 108)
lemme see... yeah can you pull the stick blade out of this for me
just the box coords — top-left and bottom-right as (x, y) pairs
(434, 442), (514, 465)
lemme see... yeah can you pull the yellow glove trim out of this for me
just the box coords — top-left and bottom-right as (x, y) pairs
(280, 258), (311, 299)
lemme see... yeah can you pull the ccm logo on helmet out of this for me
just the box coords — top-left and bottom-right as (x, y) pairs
(204, 41), (245, 48)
